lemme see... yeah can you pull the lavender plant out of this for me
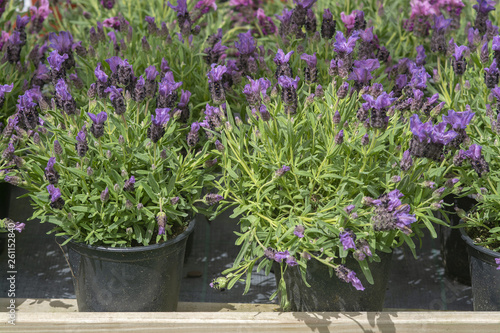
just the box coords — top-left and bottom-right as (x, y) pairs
(208, 74), (463, 307)
(12, 63), (219, 247)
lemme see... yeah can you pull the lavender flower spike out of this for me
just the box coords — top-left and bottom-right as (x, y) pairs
(88, 111), (108, 138)
(47, 184), (62, 202)
(235, 30), (256, 56)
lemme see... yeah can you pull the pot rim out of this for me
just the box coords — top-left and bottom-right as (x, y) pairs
(60, 217), (196, 253)
(459, 223), (500, 259)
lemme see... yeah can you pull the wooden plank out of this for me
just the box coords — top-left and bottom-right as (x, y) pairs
(1, 311), (500, 333)
(0, 298), (280, 313)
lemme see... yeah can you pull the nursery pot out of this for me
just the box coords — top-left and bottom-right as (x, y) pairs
(437, 195), (476, 285)
(275, 251), (393, 312)
(460, 227), (500, 311)
(62, 219), (195, 312)
(0, 182), (11, 219)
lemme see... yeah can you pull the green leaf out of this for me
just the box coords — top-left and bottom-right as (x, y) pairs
(358, 260), (374, 285)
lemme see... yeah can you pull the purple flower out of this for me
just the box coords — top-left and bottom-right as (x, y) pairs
(47, 50), (69, 72)
(340, 230), (356, 250)
(145, 16), (156, 25)
(278, 76), (300, 90)
(76, 129), (86, 144)
(145, 65), (159, 81)
(495, 258), (500, 270)
(30, 0), (52, 32)
(168, 0), (188, 16)
(161, 58), (170, 74)
(47, 184), (62, 203)
(0, 83), (13, 99)
(359, 26), (374, 42)
(492, 87), (500, 100)
(464, 144), (483, 160)
(294, 225), (305, 238)
(151, 108), (171, 126)
(362, 92), (395, 110)
(409, 67), (430, 90)
(274, 250), (297, 266)
(275, 7), (293, 25)
(103, 17), (122, 30)
(205, 193), (223, 205)
(300, 53), (317, 68)
(105, 56), (124, 73)
(104, 86), (123, 101)
(442, 110), (475, 130)
(178, 89), (192, 108)
(243, 77), (271, 105)
(340, 12), (356, 32)
(453, 44), (469, 61)
(256, 9), (277, 36)
(159, 72), (182, 96)
(275, 165), (290, 177)
(108, 31), (117, 44)
(323, 8), (333, 20)
(44, 157), (56, 173)
(15, 15), (30, 30)
(207, 63), (227, 83)
(194, 0), (217, 15)
(95, 63), (108, 83)
(48, 31), (74, 54)
(492, 36), (500, 52)
(335, 265), (365, 291)
(101, 0), (115, 9)
(433, 15), (451, 32)
(88, 111), (108, 125)
(333, 31), (359, 54)
(274, 49), (294, 65)
(190, 122), (200, 133)
(473, 0), (495, 14)
(345, 205), (356, 214)
(410, 114), (458, 145)
(484, 59), (498, 75)
(55, 79), (72, 101)
(416, 45), (426, 66)
(396, 75), (408, 90)
(354, 240), (372, 261)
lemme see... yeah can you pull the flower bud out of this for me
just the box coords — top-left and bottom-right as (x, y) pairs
(87, 167), (94, 176)
(391, 175), (401, 183)
(119, 135), (125, 145)
(210, 277), (228, 291)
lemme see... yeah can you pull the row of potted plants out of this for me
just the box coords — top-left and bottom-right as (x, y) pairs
(1, 0), (500, 312)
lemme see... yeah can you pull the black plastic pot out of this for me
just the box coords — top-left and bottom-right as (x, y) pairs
(437, 195), (476, 285)
(62, 219), (195, 312)
(275, 251), (393, 312)
(0, 182), (11, 219)
(460, 227), (500, 311)
(0, 182), (11, 256)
